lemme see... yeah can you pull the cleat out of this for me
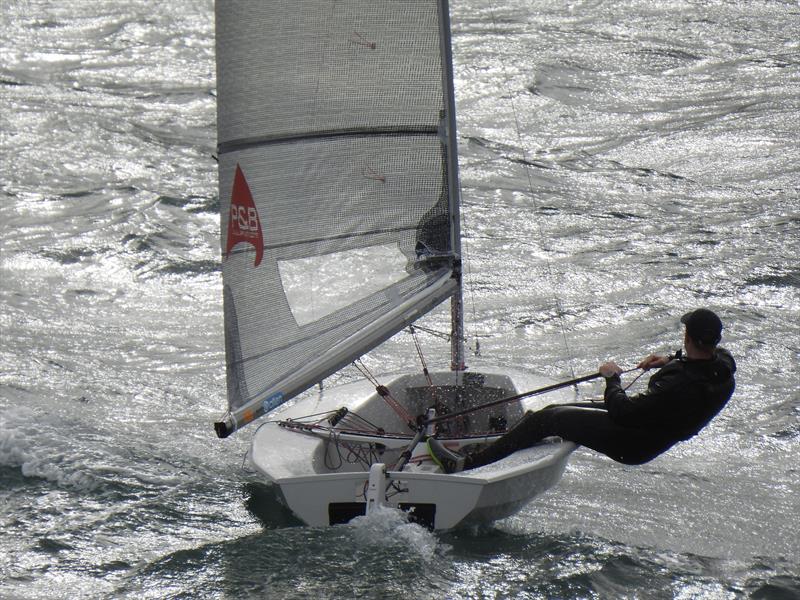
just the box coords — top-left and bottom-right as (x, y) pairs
(426, 437), (466, 474)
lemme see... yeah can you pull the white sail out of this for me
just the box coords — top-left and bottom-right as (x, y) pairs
(214, 1), (461, 436)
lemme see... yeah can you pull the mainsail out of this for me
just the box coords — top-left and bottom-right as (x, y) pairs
(214, 0), (462, 437)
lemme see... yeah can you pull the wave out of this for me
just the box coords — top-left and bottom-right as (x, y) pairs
(0, 408), (100, 492)
(746, 269), (800, 289)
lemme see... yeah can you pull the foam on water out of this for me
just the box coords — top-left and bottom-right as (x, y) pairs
(0, 404), (100, 491)
(348, 505), (443, 562)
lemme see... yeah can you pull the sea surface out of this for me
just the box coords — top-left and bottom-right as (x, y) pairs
(1, 1), (799, 598)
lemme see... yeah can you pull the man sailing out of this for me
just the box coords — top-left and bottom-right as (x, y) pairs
(427, 309), (737, 472)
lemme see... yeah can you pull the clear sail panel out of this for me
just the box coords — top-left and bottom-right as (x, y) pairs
(278, 243), (410, 327)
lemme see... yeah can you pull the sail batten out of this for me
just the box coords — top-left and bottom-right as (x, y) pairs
(226, 224), (429, 257)
(218, 127), (440, 155)
(215, 0), (460, 436)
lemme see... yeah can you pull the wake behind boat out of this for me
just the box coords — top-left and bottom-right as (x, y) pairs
(212, 0), (579, 530)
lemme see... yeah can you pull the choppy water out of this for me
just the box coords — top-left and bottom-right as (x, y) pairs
(1, 1), (798, 598)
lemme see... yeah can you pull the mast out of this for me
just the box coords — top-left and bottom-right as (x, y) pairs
(437, 0), (465, 371)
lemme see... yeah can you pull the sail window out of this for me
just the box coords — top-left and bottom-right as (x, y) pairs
(278, 243), (409, 326)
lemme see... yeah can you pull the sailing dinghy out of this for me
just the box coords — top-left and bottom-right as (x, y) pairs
(213, 0), (578, 530)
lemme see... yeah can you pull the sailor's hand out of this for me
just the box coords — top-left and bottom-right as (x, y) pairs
(599, 361), (623, 378)
(637, 354), (669, 371)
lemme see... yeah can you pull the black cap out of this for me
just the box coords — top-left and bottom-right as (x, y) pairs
(681, 308), (723, 346)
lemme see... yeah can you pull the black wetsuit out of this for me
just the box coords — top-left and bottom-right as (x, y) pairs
(464, 348), (737, 468)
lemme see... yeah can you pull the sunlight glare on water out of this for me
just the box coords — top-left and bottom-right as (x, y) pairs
(1, 0), (798, 598)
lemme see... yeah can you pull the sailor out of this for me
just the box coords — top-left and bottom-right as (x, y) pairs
(427, 308), (737, 473)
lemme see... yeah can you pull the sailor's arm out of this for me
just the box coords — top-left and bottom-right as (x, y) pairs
(599, 359), (680, 427)
(637, 354), (670, 370)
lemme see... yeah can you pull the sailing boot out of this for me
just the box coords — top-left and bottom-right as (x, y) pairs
(426, 438), (466, 474)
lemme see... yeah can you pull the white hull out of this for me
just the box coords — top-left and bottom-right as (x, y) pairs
(249, 369), (578, 530)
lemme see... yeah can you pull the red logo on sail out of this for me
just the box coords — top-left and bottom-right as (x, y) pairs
(225, 164), (263, 267)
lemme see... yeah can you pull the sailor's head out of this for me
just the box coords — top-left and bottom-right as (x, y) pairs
(681, 308), (723, 349)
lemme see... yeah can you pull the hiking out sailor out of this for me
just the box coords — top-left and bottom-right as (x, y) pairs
(427, 309), (736, 473)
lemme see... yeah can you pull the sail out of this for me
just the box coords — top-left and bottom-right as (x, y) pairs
(214, 0), (461, 437)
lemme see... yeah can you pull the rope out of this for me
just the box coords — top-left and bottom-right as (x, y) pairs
(409, 325), (434, 386)
(323, 428), (384, 471)
(353, 359), (417, 429)
(486, 3), (577, 378)
(456, 170), (482, 357)
(409, 323), (451, 341)
(623, 369), (647, 391)
(425, 368), (639, 426)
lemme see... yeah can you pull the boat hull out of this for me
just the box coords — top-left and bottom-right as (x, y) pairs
(265, 442), (574, 529)
(249, 369), (578, 530)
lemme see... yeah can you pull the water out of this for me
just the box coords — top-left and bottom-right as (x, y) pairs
(1, 0), (798, 598)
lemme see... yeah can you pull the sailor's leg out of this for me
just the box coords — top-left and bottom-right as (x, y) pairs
(549, 406), (676, 464)
(465, 402), (665, 469)
(429, 403), (674, 472)
(464, 406), (567, 469)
